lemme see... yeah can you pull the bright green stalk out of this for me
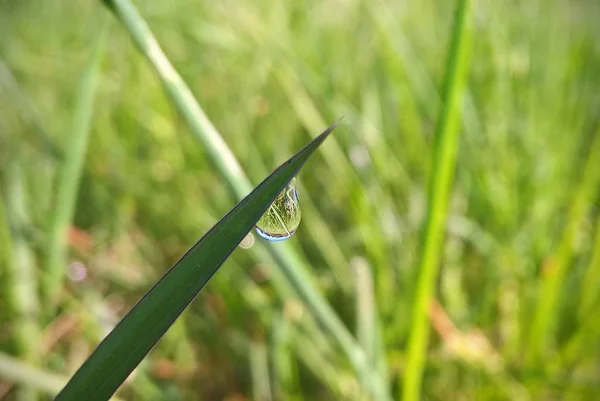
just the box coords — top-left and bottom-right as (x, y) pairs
(100, 1), (389, 399)
(42, 20), (108, 305)
(402, 0), (473, 399)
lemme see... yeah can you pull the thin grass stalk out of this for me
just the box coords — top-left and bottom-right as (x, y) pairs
(275, 68), (390, 272)
(354, 258), (390, 398)
(271, 313), (302, 401)
(238, 276), (344, 399)
(275, 69), (392, 393)
(526, 126), (600, 365)
(0, 60), (62, 160)
(402, 0), (473, 399)
(250, 342), (273, 401)
(42, 20), (108, 306)
(578, 215), (600, 319)
(101, 1), (388, 399)
(2, 160), (42, 401)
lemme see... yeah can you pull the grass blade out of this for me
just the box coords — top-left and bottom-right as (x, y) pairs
(100, 1), (389, 399)
(353, 258), (389, 399)
(2, 160), (41, 401)
(54, 122), (338, 401)
(250, 342), (273, 401)
(402, 0), (473, 399)
(526, 123), (600, 365)
(579, 215), (600, 319)
(42, 20), (108, 306)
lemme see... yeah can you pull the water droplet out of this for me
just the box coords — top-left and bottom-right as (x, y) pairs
(239, 232), (255, 249)
(255, 177), (301, 242)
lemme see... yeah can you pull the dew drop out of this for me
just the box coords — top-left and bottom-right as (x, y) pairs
(255, 177), (301, 242)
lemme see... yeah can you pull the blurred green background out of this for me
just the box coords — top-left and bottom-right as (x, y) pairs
(1, 0), (600, 399)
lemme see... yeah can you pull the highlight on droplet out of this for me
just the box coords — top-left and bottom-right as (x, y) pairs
(255, 177), (301, 242)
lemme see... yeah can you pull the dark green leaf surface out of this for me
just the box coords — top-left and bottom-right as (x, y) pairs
(55, 122), (338, 401)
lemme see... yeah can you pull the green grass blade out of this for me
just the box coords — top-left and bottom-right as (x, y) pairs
(2, 160), (41, 401)
(250, 342), (273, 401)
(54, 122), (338, 401)
(579, 215), (600, 319)
(100, 1), (389, 399)
(101, 0), (252, 197)
(402, 0), (473, 399)
(42, 20), (108, 306)
(354, 258), (389, 399)
(526, 123), (600, 365)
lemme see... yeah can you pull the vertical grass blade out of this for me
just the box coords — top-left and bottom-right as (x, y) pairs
(250, 342), (273, 401)
(2, 161), (41, 401)
(402, 0), (473, 399)
(526, 124), (600, 365)
(353, 258), (390, 399)
(355, 259), (376, 367)
(271, 313), (302, 401)
(100, 1), (389, 399)
(578, 215), (600, 319)
(42, 21), (108, 306)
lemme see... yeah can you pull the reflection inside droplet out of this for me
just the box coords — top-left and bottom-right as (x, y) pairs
(255, 177), (301, 242)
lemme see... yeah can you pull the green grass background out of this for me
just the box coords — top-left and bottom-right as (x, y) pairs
(1, 0), (600, 400)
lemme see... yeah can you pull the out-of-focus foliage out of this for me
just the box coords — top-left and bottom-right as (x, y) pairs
(1, 0), (599, 399)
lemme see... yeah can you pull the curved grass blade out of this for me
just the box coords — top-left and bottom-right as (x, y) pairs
(54, 122), (338, 401)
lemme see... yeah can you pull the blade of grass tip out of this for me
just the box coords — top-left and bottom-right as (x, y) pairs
(42, 19), (109, 306)
(402, 0), (473, 399)
(2, 160), (42, 401)
(526, 124), (600, 366)
(54, 123), (336, 401)
(101, 1), (388, 399)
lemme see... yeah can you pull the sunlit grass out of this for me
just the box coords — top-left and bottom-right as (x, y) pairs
(1, 0), (599, 399)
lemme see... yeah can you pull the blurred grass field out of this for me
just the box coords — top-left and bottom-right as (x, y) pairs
(1, 0), (600, 399)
